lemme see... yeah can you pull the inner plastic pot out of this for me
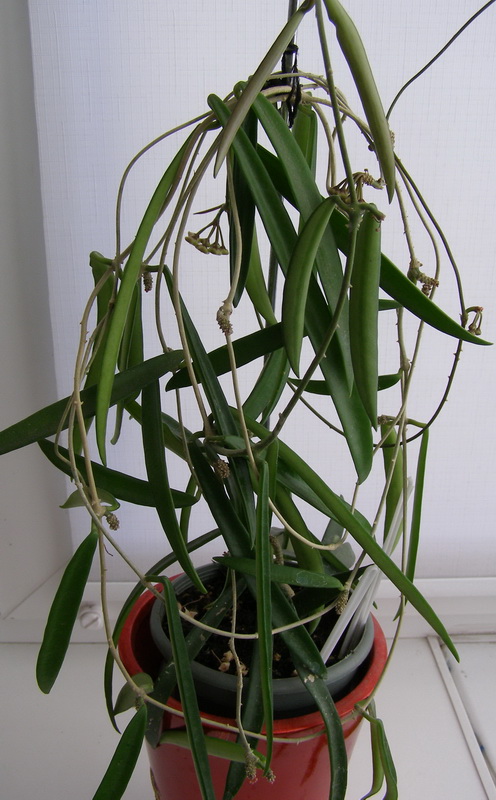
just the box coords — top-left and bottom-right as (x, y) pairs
(149, 562), (375, 718)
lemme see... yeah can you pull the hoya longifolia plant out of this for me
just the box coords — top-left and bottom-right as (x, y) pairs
(1, 1), (490, 798)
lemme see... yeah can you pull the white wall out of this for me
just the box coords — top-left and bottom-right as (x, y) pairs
(13, 0), (496, 585)
(0, 0), (71, 617)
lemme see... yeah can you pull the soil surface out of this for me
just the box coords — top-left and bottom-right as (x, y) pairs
(169, 569), (342, 680)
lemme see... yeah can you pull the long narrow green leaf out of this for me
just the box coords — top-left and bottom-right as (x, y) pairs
(292, 104), (318, 175)
(274, 484), (326, 574)
(360, 703), (398, 800)
(222, 643), (265, 800)
(117, 280), (143, 374)
(179, 473), (200, 541)
(166, 323), (285, 390)
(282, 196), (336, 374)
(256, 143), (297, 206)
(124, 399), (187, 461)
(295, 670), (348, 800)
(381, 256), (491, 345)
(114, 673), (154, 715)
(0, 350), (184, 456)
(323, 0), (396, 201)
(230, 109), (257, 307)
(141, 380), (205, 593)
(38, 438), (197, 509)
(255, 462), (274, 772)
(215, 556), (343, 590)
(92, 705), (147, 800)
(161, 577), (216, 800)
(361, 710), (385, 799)
(71, 253), (116, 453)
(112, 279), (144, 443)
(36, 528), (98, 693)
(209, 95), (296, 277)
(379, 372), (402, 391)
(242, 347), (289, 423)
(290, 372), (401, 395)
(96, 137), (193, 462)
(283, 445), (456, 656)
(406, 429), (429, 582)
(244, 226), (278, 325)
(349, 210), (382, 427)
(213, 0), (312, 175)
(380, 422), (403, 540)
(330, 210), (491, 346)
(84, 252), (115, 389)
(159, 730), (266, 775)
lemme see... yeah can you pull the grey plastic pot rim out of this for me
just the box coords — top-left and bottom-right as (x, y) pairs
(149, 562), (375, 718)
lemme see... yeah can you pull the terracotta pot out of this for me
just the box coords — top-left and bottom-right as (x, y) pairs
(119, 582), (387, 800)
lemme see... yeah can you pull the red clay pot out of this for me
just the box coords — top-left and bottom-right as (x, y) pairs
(119, 585), (387, 800)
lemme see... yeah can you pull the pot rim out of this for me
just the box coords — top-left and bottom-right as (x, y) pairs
(149, 564), (375, 709)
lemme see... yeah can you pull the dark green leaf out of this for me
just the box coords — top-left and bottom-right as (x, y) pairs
(161, 578), (216, 800)
(242, 347), (289, 423)
(230, 110), (257, 306)
(292, 104), (318, 176)
(282, 196), (337, 374)
(114, 673), (154, 715)
(378, 372), (402, 391)
(360, 703), (398, 800)
(254, 462), (274, 771)
(190, 444), (327, 677)
(96, 137), (194, 461)
(215, 556), (344, 590)
(251, 93), (353, 388)
(222, 643), (265, 799)
(213, 2), (310, 175)
(273, 485), (326, 574)
(291, 372), (401, 394)
(92, 705), (147, 800)
(256, 144), (297, 206)
(37, 528), (98, 693)
(380, 422), (403, 540)
(323, 0), (396, 201)
(0, 350), (184, 456)
(330, 210), (491, 346)
(60, 487), (119, 512)
(141, 380), (205, 593)
(349, 210), (382, 427)
(406, 429), (429, 582)
(38, 438), (197, 509)
(188, 440), (253, 558)
(166, 324), (285, 391)
(159, 730), (266, 770)
(361, 710), (385, 799)
(294, 670), (348, 800)
(244, 225), (278, 325)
